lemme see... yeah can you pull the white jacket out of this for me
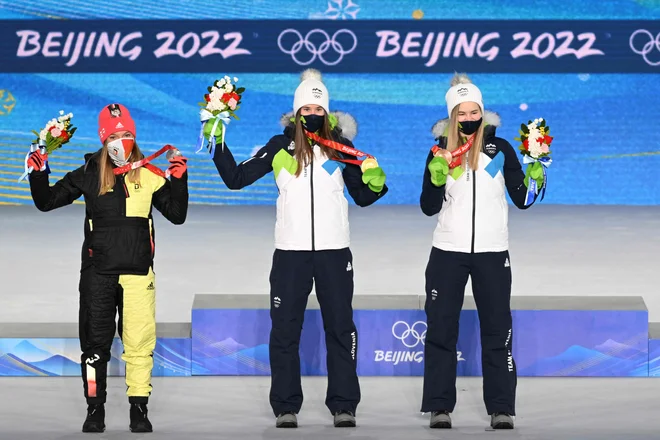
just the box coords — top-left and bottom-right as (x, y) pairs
(421, 111), (533, 253)
(213, 111), (388, 251)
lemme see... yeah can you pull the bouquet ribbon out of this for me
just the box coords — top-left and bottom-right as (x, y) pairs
(18, 140), (49, 182)
(523, 155), (552, 206)
(113, 144), (177, 179)
(304, 130), (375, 167)
(195, 109), (230, 156)
(431, 134), (475, 169)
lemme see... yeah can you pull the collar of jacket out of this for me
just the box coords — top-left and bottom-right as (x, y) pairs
(280, 110), (358, 142)
(431, 109), (501, 141)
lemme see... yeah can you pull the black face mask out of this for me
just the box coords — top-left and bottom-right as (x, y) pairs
(459, 118), (483, 135)
(302, 114), (324, 133)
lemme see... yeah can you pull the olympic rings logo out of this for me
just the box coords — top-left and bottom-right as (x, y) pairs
(277, 29), (358, 66)
(391, 321), (427, 348)
(629, 29), (660, 67)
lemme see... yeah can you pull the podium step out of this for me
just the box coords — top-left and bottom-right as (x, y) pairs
(0, 323), (191, 377)
(191, 295), (649, 377)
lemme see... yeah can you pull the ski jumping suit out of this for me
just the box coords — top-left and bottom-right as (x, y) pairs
(29, 151), (188, 405)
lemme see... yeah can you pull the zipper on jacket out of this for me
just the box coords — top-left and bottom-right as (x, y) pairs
(471, 170), (476, 253)
(122, 175), (130, 198)
(310, 154), (316, 251)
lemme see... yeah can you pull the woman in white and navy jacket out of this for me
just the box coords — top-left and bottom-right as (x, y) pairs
(211, 69), (387, 429)
(419, 74), (542, 431)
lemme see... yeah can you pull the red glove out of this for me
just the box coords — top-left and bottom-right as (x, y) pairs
(27, 150), (48, 172)
(167, 156), (188, 179)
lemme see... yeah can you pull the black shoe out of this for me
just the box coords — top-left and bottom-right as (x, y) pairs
(129, 403), (153, 433)
(82, 404), (105, 433)
(430, 410), (452, 429)
(333, 410), (356, 428)
(276, 411), (298, 428)
(490, 412), (514, 429)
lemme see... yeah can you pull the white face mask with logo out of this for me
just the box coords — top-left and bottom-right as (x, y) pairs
(107, 138), (134, 167)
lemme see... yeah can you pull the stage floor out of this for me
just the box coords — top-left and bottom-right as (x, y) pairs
(2, 204), (660, 322)
(0, 376), (658, 439)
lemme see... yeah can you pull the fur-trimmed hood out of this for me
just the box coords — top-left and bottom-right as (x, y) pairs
(280, 111), (357, 141)
(431, 110), (501, 140)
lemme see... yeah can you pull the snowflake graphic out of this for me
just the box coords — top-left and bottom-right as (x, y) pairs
(312, 0), (360, 20)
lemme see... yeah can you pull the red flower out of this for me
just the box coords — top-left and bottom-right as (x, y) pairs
(231, 92), (240, 102)
(221, 93), (232, 103)
(522, 139), (529, 150)
(60, 131), (70, 141)
(544, 135), (553, 145)
(204, 94), (210, 102)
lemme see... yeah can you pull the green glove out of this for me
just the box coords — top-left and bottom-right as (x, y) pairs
(524, 161), (545, 190)
(362, 167), (386, 193)
(428, 156), (449, 187)
(203, 117), (224, 140)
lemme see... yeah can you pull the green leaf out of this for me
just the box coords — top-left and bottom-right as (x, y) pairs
(207, 86), (212, 93)
(523, 164), (532, 187)
(69, 127), (77, 137)
(540, 120), (546, 127)
(520, 123), (529, 134)
(236, 87), (245, 94)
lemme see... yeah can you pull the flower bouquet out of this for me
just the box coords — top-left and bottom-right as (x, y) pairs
(196, 75), (245, 155)
(19, 110), (77, 181)
(515, 117), (552, 204)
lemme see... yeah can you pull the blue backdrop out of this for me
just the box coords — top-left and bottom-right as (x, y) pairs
(1, 0), (659, 205)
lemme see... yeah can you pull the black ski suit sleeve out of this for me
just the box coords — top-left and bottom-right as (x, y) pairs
(501, 139), (536, 209)
(420, 150), (446, 216)
(29, 166), (85, 212)
(152, 172), (189, 225)
(340, 138), (388, 207)
(212, 138), (279, 190)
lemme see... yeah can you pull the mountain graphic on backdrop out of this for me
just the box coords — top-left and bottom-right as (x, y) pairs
(519, 345), (642, 376)
(594, 339), (646, 359)
(10, 341), (53, 363)
(0, 353), (54, 376)
(31, 355), (81, 376)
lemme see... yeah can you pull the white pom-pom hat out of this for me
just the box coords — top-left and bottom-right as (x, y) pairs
(444, 73), (484, 118)
(293, 68), (329, 115)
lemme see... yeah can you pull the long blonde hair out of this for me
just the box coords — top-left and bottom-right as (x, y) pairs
(446, 105), (485, 171)
(98, 142), (145, 195)
(292, 110), (339, 177)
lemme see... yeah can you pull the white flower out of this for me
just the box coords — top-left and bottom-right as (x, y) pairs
(59, 110), (64, 115)
(233, 77), (238, 82)
(528, 127), (541, 141)
(529, 145), (543, 158)
(538, 117), (543, 122)
(224, 75), (230, 81)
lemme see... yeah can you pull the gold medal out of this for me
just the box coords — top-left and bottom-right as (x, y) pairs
(361, 157), (379, 172)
